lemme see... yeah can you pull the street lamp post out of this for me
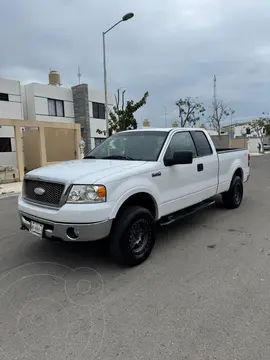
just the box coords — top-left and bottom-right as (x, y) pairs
(102, 12), (134, 137)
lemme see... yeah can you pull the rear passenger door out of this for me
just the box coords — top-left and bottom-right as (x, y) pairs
(190, 130), (218, 200)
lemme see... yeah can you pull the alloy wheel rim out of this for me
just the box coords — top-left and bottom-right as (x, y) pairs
(128, 219), (150, 255)
(234, 183), (242, 204)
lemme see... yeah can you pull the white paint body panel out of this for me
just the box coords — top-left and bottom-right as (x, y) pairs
(18, 128), (250, 230)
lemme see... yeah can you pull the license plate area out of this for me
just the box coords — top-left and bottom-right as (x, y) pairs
(30, 221), (44, 237)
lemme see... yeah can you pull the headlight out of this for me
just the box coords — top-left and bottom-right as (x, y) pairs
(67, 185), (106, 203)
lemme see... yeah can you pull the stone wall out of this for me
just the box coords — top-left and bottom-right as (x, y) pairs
(72, 84), (91, 154)
(210, 135), (230, 149)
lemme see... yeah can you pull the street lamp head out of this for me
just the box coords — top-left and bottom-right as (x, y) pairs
(122, 12), (134, 21)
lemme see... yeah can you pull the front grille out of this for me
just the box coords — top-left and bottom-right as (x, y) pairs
(23, 179), (65, 207)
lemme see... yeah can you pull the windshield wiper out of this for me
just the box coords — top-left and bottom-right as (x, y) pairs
(84, 155), (96, 159)
(102, 155), (134, 160)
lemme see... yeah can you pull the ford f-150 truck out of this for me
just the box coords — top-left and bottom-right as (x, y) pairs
(19, 128), (250, 266)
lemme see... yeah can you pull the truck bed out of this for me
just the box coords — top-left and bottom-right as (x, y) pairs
(216, 148), (246, 153)
(216, 147), (249, 194)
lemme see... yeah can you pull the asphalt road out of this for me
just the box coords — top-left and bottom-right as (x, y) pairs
(0, 156), (270, 360)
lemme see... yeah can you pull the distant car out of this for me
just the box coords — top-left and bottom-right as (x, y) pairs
(263, 144), (270, 151)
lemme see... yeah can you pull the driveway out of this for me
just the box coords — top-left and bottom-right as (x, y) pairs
(0, 156), (270, 360)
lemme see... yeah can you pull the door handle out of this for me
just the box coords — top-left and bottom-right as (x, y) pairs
(197, 163), (203, 172)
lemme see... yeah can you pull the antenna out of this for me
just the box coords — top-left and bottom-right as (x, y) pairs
(213, 74), (218, 121)
(77, 66), (82, 84)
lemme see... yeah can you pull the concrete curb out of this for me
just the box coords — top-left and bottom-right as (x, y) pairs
(0, 182), (22, 198)
(0, 192), (20, 199)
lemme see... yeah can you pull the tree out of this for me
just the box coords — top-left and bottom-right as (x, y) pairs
(175, 97), (205, 127)
(208, 99), (232, 137)
(97, 89), (149, 136)
(262, 113), (270, 137)
(249, 114), (270, 153)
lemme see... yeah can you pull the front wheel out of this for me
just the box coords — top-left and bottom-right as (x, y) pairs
(109, 206), (156, 267)
(222, 175), (243, 209)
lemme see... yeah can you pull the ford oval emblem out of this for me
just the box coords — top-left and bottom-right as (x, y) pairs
(34, 187), (45, 196)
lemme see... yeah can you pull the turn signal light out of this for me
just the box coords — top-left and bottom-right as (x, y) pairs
(97, 186), (106, 199)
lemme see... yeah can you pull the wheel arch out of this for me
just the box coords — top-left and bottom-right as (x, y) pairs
(112, 192), (159, 222)
(232, 167), (244, 181)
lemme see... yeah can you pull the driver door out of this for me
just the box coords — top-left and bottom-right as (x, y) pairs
(158, 131), (205, 216)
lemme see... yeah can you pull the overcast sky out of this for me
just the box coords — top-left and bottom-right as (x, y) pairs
(1, 0), (270, 127)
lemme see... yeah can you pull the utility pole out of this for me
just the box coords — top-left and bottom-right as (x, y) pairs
(102, 13), (134, 138)
(77, 66), (81, 84)
(213, 74), (219, 134)
(164, 106), (167, 127)
(213, 74), (217, 108)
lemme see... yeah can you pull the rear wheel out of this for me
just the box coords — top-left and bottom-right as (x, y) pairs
(222, 175), (243, 209)
(109, 206), (156, 267)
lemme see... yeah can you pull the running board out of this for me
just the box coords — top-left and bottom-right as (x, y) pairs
(159, 200), (216, 227)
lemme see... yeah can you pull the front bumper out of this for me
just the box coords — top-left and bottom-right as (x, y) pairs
(19, 211), (113, 242)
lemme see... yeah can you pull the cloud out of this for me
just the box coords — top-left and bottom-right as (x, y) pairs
(1, 0), (270, 126)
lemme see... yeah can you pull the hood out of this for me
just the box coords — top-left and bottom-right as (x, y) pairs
(25, 159), (147, 184)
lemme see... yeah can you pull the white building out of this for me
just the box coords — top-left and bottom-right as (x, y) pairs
(0, 74), (114, 168)
(23, 80), (114, 152)
(0, 78), (24, 168)
(234, 123), (257, 137)
(206, 129), (218, 136)
(88, 88), (114, 149)
(23, 82), (74, 123)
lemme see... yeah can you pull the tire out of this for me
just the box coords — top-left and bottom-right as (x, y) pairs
(222, 175), (243, 209)
(109, 206), (156, 267)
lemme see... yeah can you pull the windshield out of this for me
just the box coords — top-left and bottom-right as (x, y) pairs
(85, 131), (169, 161)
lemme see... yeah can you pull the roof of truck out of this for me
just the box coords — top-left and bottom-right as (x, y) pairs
(124, 127), (204, 133)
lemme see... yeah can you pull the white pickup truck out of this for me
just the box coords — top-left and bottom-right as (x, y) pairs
(19, 128), (250, 266)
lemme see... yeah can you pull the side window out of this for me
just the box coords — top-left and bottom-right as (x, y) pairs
(191, 131), (213, 156)
(165, 132), (197, 158)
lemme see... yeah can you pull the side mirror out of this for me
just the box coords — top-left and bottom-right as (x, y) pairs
(164, 151), (193, 167)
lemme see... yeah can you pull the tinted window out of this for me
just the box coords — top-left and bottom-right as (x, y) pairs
(191, 131), (213, 156)
(0, 93), (9, 101)
(92, 102), (105, 119)
(165, 132), (197, 158)
(0, 138), (12, 152)
(86, 131), (168, 161)
(48, 99), (64, 117)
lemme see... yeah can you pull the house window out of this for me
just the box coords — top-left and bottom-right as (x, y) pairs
(48, 99), (65, 117)
(0, 93), (9, 101)
(0, 138), (12, 152)
(246, 127), (251, 135)
(92, 102), (105, 119)
(95, 138), (105, 147)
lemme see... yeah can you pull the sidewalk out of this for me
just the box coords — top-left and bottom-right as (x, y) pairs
(0, 182), (22, 196)
(250, 151), (270, 156)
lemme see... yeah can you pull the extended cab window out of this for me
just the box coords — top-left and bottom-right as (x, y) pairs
(191, 131), (213, 156)
(165, 131), (197, 158)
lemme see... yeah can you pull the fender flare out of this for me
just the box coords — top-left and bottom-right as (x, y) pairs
(109, 187), (160, 220)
